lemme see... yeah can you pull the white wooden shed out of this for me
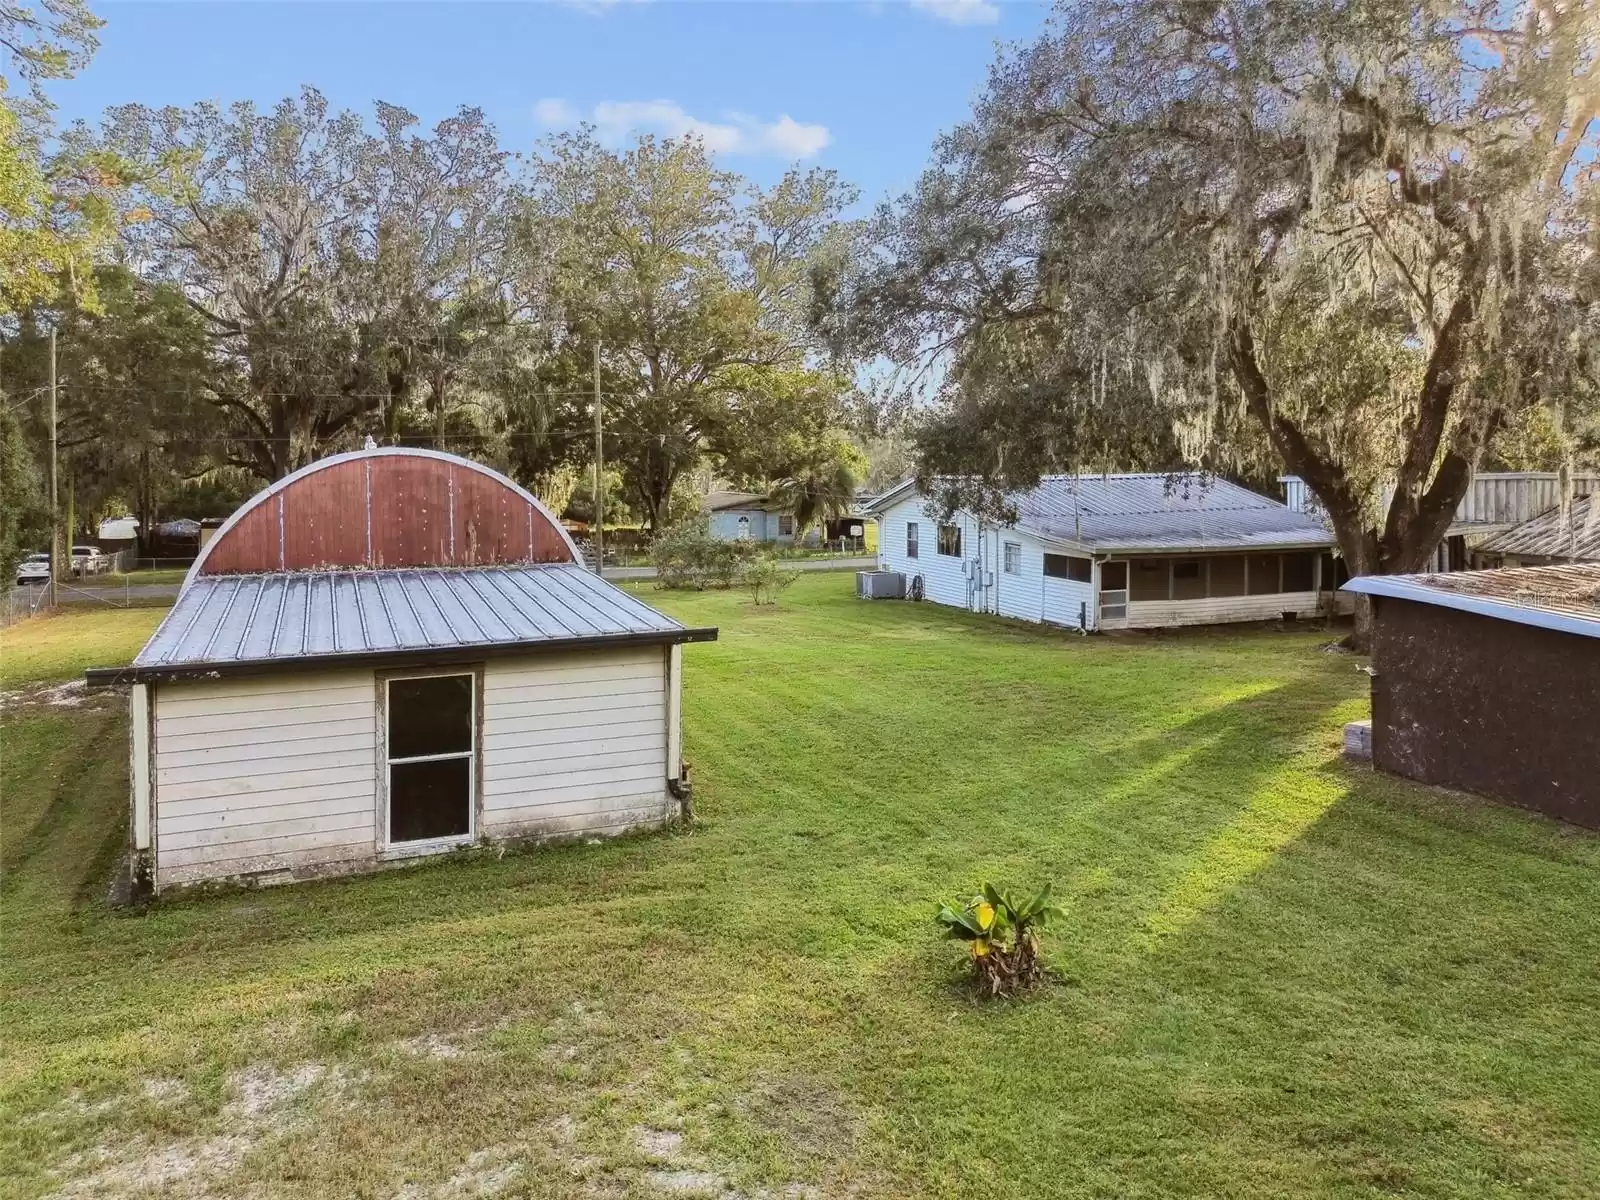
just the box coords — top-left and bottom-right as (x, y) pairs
(87, 448), (716, 894)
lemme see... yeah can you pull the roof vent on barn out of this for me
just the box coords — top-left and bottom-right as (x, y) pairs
(191, 447), (580, 579)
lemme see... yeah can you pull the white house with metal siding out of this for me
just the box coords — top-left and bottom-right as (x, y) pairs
(870, 475), (1342, 632)
(89, 449), (715, 895)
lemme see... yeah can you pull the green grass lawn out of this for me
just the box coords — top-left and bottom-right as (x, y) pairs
(3, 576), (1598, 1199)
(66, 566), (191, 588)
(0, 607), (168, 688)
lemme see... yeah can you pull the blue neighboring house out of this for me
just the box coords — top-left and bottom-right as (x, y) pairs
(705, 492), (797, 544)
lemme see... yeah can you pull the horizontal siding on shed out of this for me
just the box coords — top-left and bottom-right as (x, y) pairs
(153, 670), (378, 886)
(479, 647), (671, 840)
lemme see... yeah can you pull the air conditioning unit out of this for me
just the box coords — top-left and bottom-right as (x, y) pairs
(856, 571), (906, 600)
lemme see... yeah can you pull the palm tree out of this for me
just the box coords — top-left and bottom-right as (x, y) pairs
(769, 437), (864, 535)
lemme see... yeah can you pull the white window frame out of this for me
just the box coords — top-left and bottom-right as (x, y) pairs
(380, 666), (480, 855)
(1003, 541), (1022, 575)
(777, 513), (795, 537)
(906, 521), (920, 558)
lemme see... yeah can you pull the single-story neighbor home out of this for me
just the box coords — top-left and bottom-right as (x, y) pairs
(87, 447), (717, 894)
(1473, 493), (1600, 568)
(1285, 470), (1600, 571)
(869, 474), (1344, 631)
(703, 491), (878, 551)
(705, 491), (797, 543)
(1343, 564), (1600, 827)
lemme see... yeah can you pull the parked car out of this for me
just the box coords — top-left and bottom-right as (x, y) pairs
(15, 552), (50, 587)
(70, 545), (105, 576)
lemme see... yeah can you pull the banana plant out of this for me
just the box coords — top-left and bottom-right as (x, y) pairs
(936, 882), (1065, 996)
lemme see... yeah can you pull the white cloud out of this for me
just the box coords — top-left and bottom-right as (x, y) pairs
(533, 98), (577, 127)
(911, 0), (1001, 25)
(536, 98), (831, 159)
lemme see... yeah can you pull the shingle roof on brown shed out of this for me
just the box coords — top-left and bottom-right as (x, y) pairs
(1344, 563), (1600, 639)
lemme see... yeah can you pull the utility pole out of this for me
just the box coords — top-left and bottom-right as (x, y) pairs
(47, 329), (58, 608)
(592, 341), (604, 576)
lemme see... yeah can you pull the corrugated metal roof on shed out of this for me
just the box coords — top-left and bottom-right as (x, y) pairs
(1478, 494), (1600, 562)
(118, 564), (710, 681)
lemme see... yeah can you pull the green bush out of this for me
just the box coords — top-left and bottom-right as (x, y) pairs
(650, 522), (758, 590)
(936, 882), (1065, 998)
(742, 554), (799, 605)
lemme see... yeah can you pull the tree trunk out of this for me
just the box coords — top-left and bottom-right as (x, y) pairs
(1349, 592), (1375, 654)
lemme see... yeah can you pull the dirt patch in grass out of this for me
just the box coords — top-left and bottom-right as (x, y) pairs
(44, 1062), (350, 1199)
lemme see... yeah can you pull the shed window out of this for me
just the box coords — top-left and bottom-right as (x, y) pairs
(1129, 558), (1170, 601)
(1246, 554), (1281, 595)
(386, 673), (475, 844)
(937, 524), (962, 557)
(1003, 541), (1022, 575)
(1282, 552), (1315, 592)
(906, 522), (919, 558)
(777, 514), (795, 537)
(1043, 553), (1092, 583)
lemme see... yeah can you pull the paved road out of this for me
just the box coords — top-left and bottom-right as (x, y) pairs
(15, 556), (879, 607)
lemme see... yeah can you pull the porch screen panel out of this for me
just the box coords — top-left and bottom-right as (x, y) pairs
(1246, 555), (1281, 595)
(1129, 558), (1170, 601)
(1208, 556), (1246, 597)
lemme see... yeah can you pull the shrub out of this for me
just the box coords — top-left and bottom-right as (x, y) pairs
(741, 554), (799, 605)
(650, 522), (757, 590)
(936, 882), (1064, 998)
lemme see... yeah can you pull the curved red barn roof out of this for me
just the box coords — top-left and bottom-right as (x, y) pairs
(191, 448), (580, 579)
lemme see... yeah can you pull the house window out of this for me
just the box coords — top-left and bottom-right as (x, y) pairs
(777, 514), (795, 537)
(1172, 559), (1206, 600)
(386, 672), (475, 845)
(906, 522), (919, 558)
(937, 523), (962, 557)
(1043, 553), (1092, 583)
(1003, 542), (1022, 574)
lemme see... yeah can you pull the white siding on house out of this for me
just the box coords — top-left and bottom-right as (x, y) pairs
(152, 670), (378, 887)
(994, 531), (1044, 624)
(479, 647), (671, 841)
(876, 497), (983, 611)
(990, 530), (1096, 631)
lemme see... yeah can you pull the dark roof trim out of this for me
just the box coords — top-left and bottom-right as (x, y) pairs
(86, 625), (720, 687)
(1341, 575), (1600, 640)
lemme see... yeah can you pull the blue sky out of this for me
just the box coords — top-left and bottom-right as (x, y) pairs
(54, 1), (1052, 207)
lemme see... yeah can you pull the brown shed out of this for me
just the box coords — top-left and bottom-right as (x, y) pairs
(1343, 565), (1600, 827)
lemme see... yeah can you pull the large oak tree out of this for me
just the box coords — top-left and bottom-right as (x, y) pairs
(830, 0), (1600, 640)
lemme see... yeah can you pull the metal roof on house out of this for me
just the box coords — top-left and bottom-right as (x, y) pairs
(88, 564), (716, 685)
(703, 491), (774, 513)
(1477, 494), (1600, 562)
(870, 474), (1334, 553)
(1343, 563), (1600, 641)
